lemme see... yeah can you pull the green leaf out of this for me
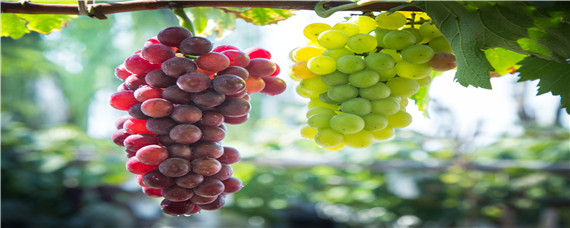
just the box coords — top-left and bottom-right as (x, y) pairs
(420, 2), (495, 89)
(1, 13), (30, 39)
(421, 2), (570, 90)
(187, 7), (209, 34)
(186, 7), (236, 38)
(484, 48), (528, 76)
(1, 13), (75, 39)
(16, 14), (75, 34)
(411, 86), (430, 117)
(517, 57), (570, 114)
(220, 8), (295, 25)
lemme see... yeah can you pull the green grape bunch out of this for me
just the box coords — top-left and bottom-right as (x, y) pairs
(289, 11), (457, 150)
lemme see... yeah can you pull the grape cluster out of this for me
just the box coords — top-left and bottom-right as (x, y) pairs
(109, 26), (286, 215)
(290, 12), (456, 150)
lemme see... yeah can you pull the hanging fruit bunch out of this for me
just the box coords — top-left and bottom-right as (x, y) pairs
(290, 11), (456, 150)
(109, 26), (286, 215)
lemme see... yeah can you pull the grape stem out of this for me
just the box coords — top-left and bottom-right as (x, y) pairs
(171, 7), (195, 36)
(315, 0), (377, 18)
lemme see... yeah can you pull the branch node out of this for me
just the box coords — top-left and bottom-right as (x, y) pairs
(88, 5), (108, 20)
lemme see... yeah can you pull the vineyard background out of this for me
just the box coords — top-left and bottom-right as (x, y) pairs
(2, 1), (569, 228)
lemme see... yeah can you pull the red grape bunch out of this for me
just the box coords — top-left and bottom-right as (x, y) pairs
(109, 26), (286, 215)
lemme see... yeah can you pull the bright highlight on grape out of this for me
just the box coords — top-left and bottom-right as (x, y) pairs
(290, 11), (457, 150)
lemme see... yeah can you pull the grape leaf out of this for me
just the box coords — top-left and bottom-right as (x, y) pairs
(1, 13), (30, 39)
(411, 86), (430, 117)
(1, 13), (75, 39)
(219, 8), (295, 25)
(517, 57), (570, 114)
(186, 7), (236, 39)
(15, 14), (75, 34)
(419, 2), (495, 89)
(484, 48), (528, 76)
(420, 2), (570, 87)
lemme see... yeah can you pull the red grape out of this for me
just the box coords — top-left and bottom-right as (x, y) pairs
(180, 37), (213, 56)
(142, 43), (176, 64)
(221, 50), (250, 67)
(212, 45), (239, 53)
(110, 90), (139, 111)
(136, 144), (169, 165)
(260, 77), (287, 96)
(176, 173), (204, 188)
(246, 58), (276, 77)
(176, 72), (211, 93)
(125, 53), (160, 75)
(115, 64), (131, 81)
(195, 52), (230, 72)
(126, 156), (159, 175)
(157, 27), (192, 47)
(245, 47), (271, 59)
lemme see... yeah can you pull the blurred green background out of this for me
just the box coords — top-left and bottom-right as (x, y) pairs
(2, 9), (569, 228)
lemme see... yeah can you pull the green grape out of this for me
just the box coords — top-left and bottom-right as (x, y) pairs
(327, 84), (359, 102)
(318, 30), (348, 49)
(293, 46), (325, 62)
(400, 97), (409, 107)
(340, 98), (371, 116)
(314, 128), (344, 147)
(330, 113), (365, 134)
(394, 61), (432, 80)
(296, 84), (319, 99)
(402, 27), (424, 44)
(359, 82), (391, 100)
(319, 92), (340, 105)
(333, 22), (360, 37)
(371, 127), (394, 140)
(383, 30), (416, 50)
(306, 107), (336, 118)
(418, 21), (442, 41)
(303, 23), (332, 41)
(365, 53), (396, 72)
(308, 113), (332, 129)
(429, 36), (452, 53)
(379, 49), (402, 62)
(307, 56), (337, 75)
(348, 70), (380, 88)
(321, 71), (349, 86)
(401, 45), (435, 64)
(371, 98), (400, 116)
(308, 98), (339, 110)
(386, 77), (420, 97)
(346, 34), (378, 54)
(377, 68), (397, 81)
(375, 11), (407, 30)
(344, 130), (375, 148)
(386, 96), (402, 103)
(300, 125), (318, 139)
(321, 143), (346, 151)
(336, 55), (365, 74)
(323, 48), (354, 60)
(416, 75), (432, 88)
(299, 76), (330, 94)
(386, 110), (412, 128)
(372, 28), (392, 48)
(362, 113), (388, 131)
(347, 16), (377, 33)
